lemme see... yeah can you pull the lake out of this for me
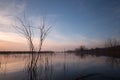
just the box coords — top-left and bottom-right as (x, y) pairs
(0, 53), (120, 80)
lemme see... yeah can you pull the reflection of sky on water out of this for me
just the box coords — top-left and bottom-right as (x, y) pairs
(0, 53), (120, 80)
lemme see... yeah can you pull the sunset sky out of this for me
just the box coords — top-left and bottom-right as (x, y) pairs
(0, 0), (120, 51)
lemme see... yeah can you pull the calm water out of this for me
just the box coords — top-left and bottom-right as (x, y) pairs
(0, 53), (120, 80)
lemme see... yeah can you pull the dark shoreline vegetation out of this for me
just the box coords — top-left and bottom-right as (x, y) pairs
(0, 46), (120, 58)
(0, 51), (54, 54)
(65, 46), (120, 58)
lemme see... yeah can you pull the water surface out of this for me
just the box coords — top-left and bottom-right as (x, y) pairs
(0, 53), (120, 80)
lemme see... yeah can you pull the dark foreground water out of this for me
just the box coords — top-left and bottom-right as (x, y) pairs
(0, 53), (120, 80)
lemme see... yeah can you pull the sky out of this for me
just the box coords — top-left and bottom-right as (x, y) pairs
(0, 0), (120, 51)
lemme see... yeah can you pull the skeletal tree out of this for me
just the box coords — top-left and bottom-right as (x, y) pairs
(33, 17), (52, 66)
(105, 38), (120, 48)
(13, 15), (52, 80)
(13, 16), (34, 51)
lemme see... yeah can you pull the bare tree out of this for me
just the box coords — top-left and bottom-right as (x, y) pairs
(38, 17), (52, 52)
(13, 15), (52, 80)
(75, 45), (86, 52)
(13, 17), (34, 51)
(105, 38), (120, 48)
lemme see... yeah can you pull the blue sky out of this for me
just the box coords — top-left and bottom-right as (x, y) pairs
(0, 0), (120, 51)
(24, 0), (120, 37)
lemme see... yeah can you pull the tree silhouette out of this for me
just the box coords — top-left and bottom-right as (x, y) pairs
(13, 15), (52, 80)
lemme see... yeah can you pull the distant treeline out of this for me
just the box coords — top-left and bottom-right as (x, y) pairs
(65, 46), (120, 58)
(0, 51), (54, 54)
(65, 38), (120, 58)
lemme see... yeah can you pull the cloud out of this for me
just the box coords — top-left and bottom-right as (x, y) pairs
(0, 0), (26, 31)
(41, 30), (105, 51)
(0, 0), (27, 51)
(0, 40), (28, 51)
(0, 15), (14, 27)
(0, 31), (26, 43)
(26, 14), (58, 30)
(0, 0), (26, 16)
(0, 28), (104, 51)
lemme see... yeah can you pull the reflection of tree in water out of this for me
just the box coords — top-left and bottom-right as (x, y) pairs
(106, 57), (120, 68)
(0, 54), (10, 75)
(73, 53), (120, 80)
(75, 53), (88, 59)
(26, 53), (53, 80)
(44, 53), (53, 80)
(27, 53), (39, 80)
(63, 53), (68, 80)
(0, 56), (1, 71)
(44, 54), (54, 80)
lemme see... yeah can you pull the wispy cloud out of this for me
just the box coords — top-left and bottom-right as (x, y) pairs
(0, 0), (26, 30)
(0, 40), (28, 51)
(0, 0), (26, 16)
(0, 31), (26, 43)
(0, 29), (104, 51)
(41, 30), (105, 51)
